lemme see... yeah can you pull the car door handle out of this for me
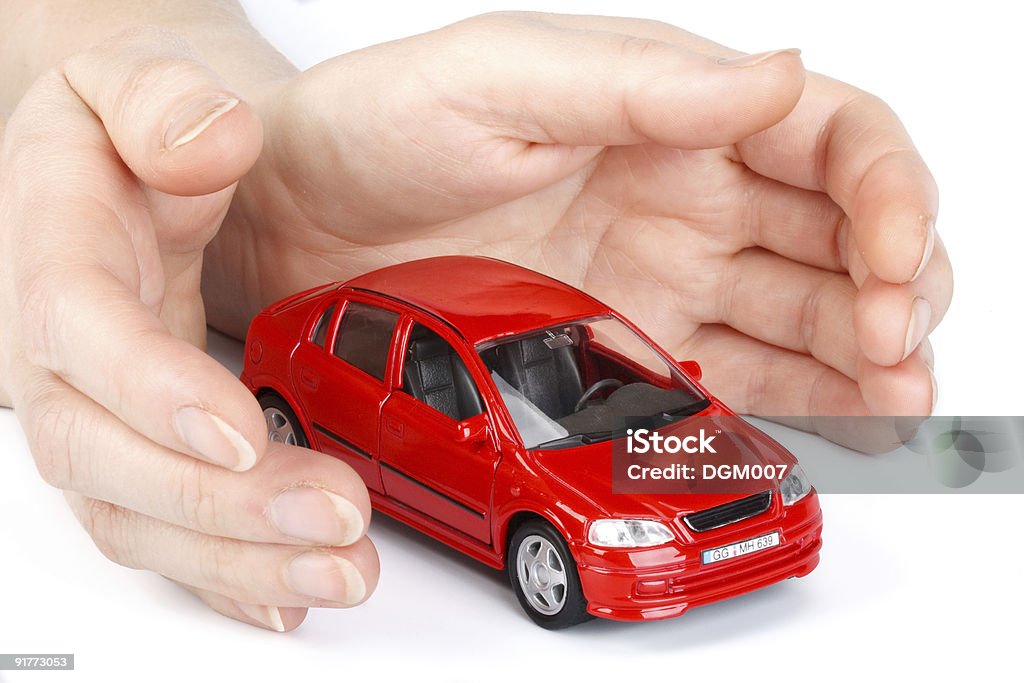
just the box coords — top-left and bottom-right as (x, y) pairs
(299, 367), (319, 390)
(384, 416), (404, 438)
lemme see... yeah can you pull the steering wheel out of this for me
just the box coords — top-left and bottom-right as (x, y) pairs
(574, 378), (624, 412)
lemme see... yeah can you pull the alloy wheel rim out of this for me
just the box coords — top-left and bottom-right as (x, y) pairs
(516, 534), (568, 615)
(263, 407), (298, 446)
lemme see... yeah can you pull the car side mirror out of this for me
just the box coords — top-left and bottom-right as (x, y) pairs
(455, 413), (490, 444)
(679, 359), (702, 382)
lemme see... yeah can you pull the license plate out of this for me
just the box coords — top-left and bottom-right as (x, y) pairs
(702, 531), (780, 565)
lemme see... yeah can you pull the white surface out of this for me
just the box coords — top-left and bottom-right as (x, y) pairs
(2, 2), (1022, 681)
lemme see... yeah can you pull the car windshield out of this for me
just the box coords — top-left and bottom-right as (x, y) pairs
(477, 316), (710, 449)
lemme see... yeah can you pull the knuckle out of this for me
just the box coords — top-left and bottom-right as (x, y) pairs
(853, 90), (895, 118)
(13, 68), (70, 113)
(124, 52), (204, 89)
(113, 56), (210, 125)
(194, 534), (244, 597)
(63, 26), (211, 133)
(16, 263), (73, 371)
(21, 380), (85, 490)
(617, 35), (665, 62)
(0, 68), (74, 165)
(174, 457), (222, 535)
(80, 498), (143, 569)
(747, 360), (772, 415)
(23, 68), (70, 105)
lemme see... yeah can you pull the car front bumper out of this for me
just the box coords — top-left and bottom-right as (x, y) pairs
(575, 494), (823, 621)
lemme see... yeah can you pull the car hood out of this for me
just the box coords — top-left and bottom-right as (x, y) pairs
(528, 412), (798, 520)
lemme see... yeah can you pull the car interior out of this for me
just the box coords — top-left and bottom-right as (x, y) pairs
(401, 323), (484, 422)
(491, 334), (584, 419)
(479, 322), (708, 447)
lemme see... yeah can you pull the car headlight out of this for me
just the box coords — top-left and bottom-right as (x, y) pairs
(588, 519), (674, 548)
(780, 464), (812, 506)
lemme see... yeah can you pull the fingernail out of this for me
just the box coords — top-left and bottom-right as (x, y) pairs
(718, 48), (802, 68)
(911, 216), (936, 281)
(270, 487), (365, 546)
(174, 406), (257, 472)
(164, 96), (240, 151)
(287, 553), (366, 605)
(929, 368), (939, 414)
(919, 339), (935, 369)
(236, 602), (286, 632)
(902, 297), (932, 361)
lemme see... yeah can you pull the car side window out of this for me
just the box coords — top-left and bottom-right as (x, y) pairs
(310, 303), (336, 348)
(401, 323), (484, 422)
(333, 301), (400, 381)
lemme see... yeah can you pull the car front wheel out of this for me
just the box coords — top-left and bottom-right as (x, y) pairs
(258, 392), (308, 448)
(508, 520), (591, 629)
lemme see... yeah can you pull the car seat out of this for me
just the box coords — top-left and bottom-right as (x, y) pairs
(493, 332), (584, 420)
(403, 328), (484, 422)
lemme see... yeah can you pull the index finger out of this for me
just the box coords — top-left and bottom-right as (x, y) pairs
(736, 75), (939, 284)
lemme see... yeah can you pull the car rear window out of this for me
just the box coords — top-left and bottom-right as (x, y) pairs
(333, 301), (399, 381)
(310, 303), (336, 348)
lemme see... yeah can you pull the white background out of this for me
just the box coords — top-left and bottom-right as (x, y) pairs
(2, 1), (1022, 681)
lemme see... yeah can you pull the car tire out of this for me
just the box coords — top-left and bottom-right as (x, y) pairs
(258, 392), (309, 448)
(508, 519), (592, 629)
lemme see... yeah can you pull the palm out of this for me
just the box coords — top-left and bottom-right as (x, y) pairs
(229, 140), (733, 316)
(556, 145), (746, 349)
(416, 144), (745, 356)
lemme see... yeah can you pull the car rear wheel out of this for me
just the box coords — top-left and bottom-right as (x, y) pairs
(508, 520), (592, 629)
(258, 393), (308, 448)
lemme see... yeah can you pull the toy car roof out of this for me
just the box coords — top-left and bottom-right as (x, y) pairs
(342, 256), (611, 345)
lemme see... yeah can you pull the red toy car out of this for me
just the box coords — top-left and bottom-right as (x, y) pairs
(242, 256), (822, 628)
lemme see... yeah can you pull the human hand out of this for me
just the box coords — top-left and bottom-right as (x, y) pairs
(208, 12), (951, 448)
(0, 29), (378, 631)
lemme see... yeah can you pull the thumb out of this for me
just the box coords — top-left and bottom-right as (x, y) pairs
(62, 26), (263, 197)
(442, 14), (805, 149)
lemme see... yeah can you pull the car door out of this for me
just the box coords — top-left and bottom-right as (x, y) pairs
(291, 294), (402, 493)
(378, 317), (499, 543)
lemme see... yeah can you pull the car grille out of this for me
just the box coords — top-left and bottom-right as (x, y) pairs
(683, 491), (773, 532)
